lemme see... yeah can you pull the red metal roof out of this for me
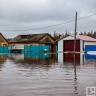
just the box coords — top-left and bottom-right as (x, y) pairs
(71, 35), (96, 41)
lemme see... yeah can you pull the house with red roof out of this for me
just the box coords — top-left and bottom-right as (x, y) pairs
(57, 34), (96, 62)
(58, 34), (96, 52)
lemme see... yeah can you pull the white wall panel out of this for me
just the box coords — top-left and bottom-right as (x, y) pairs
(84, 41), (96, 49)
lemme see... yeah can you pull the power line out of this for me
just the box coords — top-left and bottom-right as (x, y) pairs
(77, 13), (96, 20)
(0, 13), (96, 31)
(0, 20), (75, 31)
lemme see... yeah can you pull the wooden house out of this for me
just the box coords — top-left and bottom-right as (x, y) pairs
(8, 33), (57, 52)
(0, 33), (8, 46)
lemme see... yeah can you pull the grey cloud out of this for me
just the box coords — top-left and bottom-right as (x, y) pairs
(0, 0), (96, 38)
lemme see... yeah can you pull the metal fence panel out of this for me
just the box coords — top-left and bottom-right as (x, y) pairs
(85, 45), (96, 52)
(0, 46), (3, 53)
(3, 46), (9, 53)
(0, 46), (9, 53)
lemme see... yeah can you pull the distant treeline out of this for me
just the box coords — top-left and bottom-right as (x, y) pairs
(6, 30), (96, 41)
(53, 30), (96, 40)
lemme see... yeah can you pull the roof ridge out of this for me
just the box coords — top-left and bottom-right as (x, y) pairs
(70, 34), (96, 41)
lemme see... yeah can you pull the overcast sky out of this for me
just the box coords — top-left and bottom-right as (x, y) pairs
(0, 0), (96, 38)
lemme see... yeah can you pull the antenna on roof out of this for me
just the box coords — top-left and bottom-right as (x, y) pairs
(74, 12), (77, 53)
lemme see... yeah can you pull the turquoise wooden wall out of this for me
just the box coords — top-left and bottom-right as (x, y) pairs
(0, 46), (9, 53)
(24, 46), (50, 53)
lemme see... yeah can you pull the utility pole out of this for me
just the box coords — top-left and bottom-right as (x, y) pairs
(74, 12), (77, 52)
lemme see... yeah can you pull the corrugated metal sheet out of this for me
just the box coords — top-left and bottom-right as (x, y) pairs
(85, 45), (96, 51)
(0, 46), (9, 53)
(63, 40), (80, 51)
(24, 45), (50, 53)
(71, 35), (96, 41)
(57, 35), (96, 42)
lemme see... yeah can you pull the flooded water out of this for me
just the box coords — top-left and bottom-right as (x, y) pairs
(0, 53), (96, 96)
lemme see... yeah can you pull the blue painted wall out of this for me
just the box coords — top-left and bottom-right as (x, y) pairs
(85, 45), (96, 52)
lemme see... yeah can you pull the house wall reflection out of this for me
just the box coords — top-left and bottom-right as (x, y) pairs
(8, 53), (57, 70)
(58, 53), (84, 65)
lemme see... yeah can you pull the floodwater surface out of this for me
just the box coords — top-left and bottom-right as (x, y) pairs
(0, 53), (96, 96)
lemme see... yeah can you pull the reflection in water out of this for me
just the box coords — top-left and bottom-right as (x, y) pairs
(73, 54), (78, 94)
(84, 54), (96, 65)
(85, 54), (96, 60)
(8, 53), (24, 62)
(64, 54), (80, 63)
(58, 53), (84, 65)
(8, 53), (57, 70)
(0, 55), (8, 69)
(0, 53), (96, 96)
(0, 55), (8, 64)
(58, 53), (96, 95)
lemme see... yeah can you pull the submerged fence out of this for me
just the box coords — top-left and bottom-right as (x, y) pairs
(24, 46), (50, 53)
(0, 46), (9, 53)
(0, 45), (58, 54)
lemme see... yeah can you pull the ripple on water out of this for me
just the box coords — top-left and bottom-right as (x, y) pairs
(0, 54), (96, 96)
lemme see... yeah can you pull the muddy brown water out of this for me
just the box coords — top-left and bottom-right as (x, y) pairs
(0, 53), (96, 96)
